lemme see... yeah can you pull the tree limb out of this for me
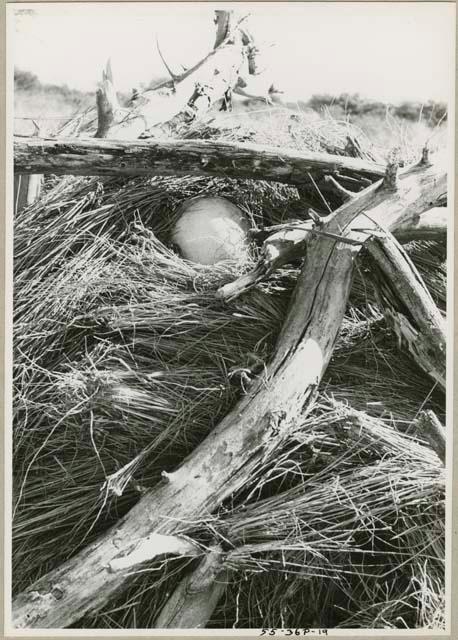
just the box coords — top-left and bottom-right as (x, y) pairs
(218, 205), (447, 301)
(366, 231), (446, 390)
(14, 137), (385, 189)
(154, 546), (228, 628)
(394, 207), (447, 241)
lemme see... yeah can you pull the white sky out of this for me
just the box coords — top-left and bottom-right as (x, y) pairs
(10, 2), (456, 104)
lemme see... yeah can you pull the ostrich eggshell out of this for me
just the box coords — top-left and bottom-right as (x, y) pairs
(172, 196), (251, 265)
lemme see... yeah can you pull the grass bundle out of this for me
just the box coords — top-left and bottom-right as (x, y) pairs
(13, 109), (446, 628)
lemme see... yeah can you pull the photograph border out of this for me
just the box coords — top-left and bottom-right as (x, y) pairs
(1, 1), (456, 639)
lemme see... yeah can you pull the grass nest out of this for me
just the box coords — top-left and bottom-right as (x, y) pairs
(13, 110), (446, 629)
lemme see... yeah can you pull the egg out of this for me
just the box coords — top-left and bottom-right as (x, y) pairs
(172, 196), (251, 265)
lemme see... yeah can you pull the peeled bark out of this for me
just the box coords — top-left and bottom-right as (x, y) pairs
(11, 154), (446, 630)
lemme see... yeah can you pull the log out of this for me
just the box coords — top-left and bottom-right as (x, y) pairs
(11, 154), (446, 629)
(154, 546), (228, 628)
(14, 137), (385, 187)
(366, 232), (446, 390)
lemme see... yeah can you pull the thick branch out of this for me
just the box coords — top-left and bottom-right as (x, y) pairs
(154, 546), (228, 628)
(14, 137), (385, 189)
(394, 207), (447, 241)
(366, 232), (446, 389)
(11, 154), (445, 630)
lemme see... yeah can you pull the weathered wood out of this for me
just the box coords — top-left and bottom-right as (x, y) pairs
(217, 224), (314, 302)
(94, 61), (121, 139)
(14, 118), (43, 213)
(14, 137), (385, 189)
(154, 546), (228, 628)
(50, 10), (245, 143)
(214, 9), (238, 48)
(99, 11), (245, 139)
(106, 533), (200, 572)
(394, 207), (447, 241)
(251, 208), (448, 244)
(218, 192), (447, 302)
(416, 410), (446, 465)
(11, 154), (446, 630)
(366, 231), (446, 390)
(13, 174), (43, 214)
(233, 21), (279, 104)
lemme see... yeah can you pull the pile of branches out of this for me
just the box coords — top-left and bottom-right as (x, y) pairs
(11, 7), (448, 632)
(13, 115), (446, 628)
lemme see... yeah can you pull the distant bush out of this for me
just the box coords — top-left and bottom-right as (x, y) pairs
(14, 68), (95, 114)
(14, 69), (41, 92)
(14, 68), (131, 114)
(308, 92), (447, 127)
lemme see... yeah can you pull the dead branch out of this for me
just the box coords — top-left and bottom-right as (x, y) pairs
(79, 10), (246, 140)
(156, 36), (180, 82)
(214, 9), (239, 48)
(218, 224), (313, 301)
(154, 546), (228, 628)
(12, 151), (446, 630)
(218, 204), (447, 302)
(394, 207), (447, 241)
(14, 137), (385, 188)
(366, 231), (446, 390)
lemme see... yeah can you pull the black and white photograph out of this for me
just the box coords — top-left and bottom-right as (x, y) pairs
(6, 1), (455, 633)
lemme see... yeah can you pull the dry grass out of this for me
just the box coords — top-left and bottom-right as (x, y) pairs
(12, 105), (447, 629)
